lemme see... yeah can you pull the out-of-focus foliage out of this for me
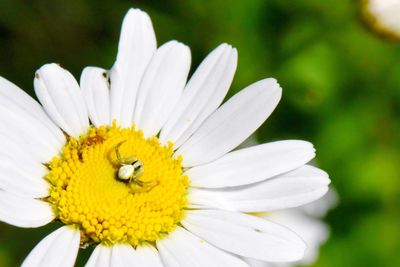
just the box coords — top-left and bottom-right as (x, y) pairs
(0, 0), (399, 266)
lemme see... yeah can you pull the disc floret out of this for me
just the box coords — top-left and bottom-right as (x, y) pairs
(45, 124), (189, 246)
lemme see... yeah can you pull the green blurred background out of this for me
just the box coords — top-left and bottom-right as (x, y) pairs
(0, 0), (399, 266)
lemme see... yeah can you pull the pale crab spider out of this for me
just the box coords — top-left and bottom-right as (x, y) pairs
(115, 142), (144, 185)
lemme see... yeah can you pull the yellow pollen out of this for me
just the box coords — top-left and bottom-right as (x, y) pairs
(45, 124), (189, 246)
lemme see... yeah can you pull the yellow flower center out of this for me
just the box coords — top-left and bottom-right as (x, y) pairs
(45, 124), (189, 246)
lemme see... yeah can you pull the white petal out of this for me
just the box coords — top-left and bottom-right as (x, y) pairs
(110, 8), (157, 127)
(155, 242), (180, 267)
(176, 78), (282, 167)
(189, 165), (330, 212)
(0, 133), (48, 180)
(182, 209), (306, 262)
(300, 188), (338, 217)
(0, 155), (48, 198)
(267, 210), (329, 265)
(0, 106), (59, 163)
(34, 63), (89, 138)
(109, 244), (136, 266)
(22, 226), (80, 267)
(187, 140), (315, 188)
(0, 190), (54, 227)
(157, 226), (248, 267)
(108, 67), (124, 124)
(80, 67), (111, 127)
(0, 133), (44, 167)
(244, 258), (277, 267)
(103, 244), (163, 267)
(85, 245), (111, 267)
(160, 43), (237, 147)
(0, 77), (65, 162)
(0, 76), (65, 145)
(368, 0), (400, 36)
(133, 245), (164, 267)
(133, 41), (191, 137)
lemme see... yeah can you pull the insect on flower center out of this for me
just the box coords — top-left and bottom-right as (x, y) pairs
(118, 164), (139, 181)
(45, 124), (189, 246)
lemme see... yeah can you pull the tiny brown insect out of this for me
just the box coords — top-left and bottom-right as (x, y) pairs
(84, 135), (105, 146)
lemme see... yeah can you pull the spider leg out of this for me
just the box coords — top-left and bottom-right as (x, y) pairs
(115, 141), (126, 162)
(133, 178), (144, 187)
(134, 165), (144, 177)
(121, 157), (139, 165)
(143, 180), (159, 192)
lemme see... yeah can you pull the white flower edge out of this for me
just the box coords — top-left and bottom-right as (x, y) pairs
(245, 190), (337, 267)
(22, 226), (80, 267)
(362, 0), (400, 38)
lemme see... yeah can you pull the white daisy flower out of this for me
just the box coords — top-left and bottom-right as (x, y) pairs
(0, 8), (331, 267)
(362, 0), (400, 39)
